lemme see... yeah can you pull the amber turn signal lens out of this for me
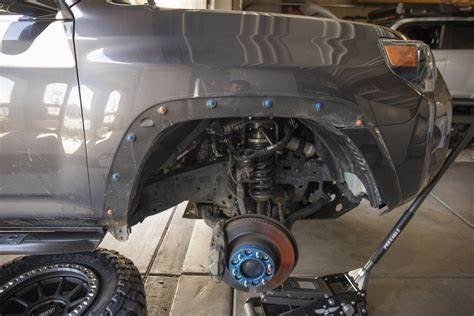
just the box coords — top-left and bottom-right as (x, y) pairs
(383, 45), (417, 68)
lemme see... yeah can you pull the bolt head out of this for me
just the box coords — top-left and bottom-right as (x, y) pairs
(262, 98), (273, 109)
(126, 134), (136, 142)
(355, 118), (364, 126)
(158, 105), (168, 114)
(206, 99), (217, 109)
(112, 173), (121, 181)
(314, 102), (324, 112)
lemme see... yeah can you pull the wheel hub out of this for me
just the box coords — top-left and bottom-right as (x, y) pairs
(229, 246), (276, 288)
(221, 215), (298, 292)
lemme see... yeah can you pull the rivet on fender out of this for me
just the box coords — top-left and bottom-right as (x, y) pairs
(262, 98), (273, 109)
(314, 102), (324, 112)
(126, 134), (136, 142)
(111, 173), (121, 181)
(206, 99), (218, 109)
(355, 118), (365, 127)
(158, 105), (168, 115)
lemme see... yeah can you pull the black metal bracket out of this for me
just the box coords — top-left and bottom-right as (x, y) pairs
(245, 125), (473, 316)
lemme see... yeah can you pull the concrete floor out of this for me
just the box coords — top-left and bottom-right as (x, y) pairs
(0, 159), (472, 315)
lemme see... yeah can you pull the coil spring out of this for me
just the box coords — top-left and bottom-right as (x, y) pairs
(247, 121), (275, 202)
(250, 159), (274, 202)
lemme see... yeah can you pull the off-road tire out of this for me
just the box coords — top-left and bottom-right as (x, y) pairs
(0, 248), (147, 315)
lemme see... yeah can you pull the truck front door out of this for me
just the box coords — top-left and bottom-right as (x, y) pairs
(0, 0), (92, 225)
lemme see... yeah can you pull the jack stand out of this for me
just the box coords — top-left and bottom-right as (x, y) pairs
(244, 125), (473, 316)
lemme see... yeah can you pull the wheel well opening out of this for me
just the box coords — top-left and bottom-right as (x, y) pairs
(127, 117), (379, 226)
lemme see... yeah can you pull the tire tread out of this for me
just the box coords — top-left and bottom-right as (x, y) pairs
(0, 249), (147, 315)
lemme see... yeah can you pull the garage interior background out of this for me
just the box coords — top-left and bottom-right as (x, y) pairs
(154, 0), (474, 21)
(0, 0), (472, 315)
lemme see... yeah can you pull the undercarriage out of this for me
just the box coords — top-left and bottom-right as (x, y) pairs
(142, 117), (364, 225)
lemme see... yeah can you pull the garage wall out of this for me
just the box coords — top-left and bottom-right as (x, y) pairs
(243, 0), (282, 12)
(155, 0), (207, 9)
(241, 0), (379, 20)
(214, 0), (233, 9)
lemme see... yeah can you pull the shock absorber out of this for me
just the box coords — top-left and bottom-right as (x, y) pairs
(245, 120), (276, 205)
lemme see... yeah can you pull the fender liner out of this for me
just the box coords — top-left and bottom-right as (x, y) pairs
(102, 95), (386, 240)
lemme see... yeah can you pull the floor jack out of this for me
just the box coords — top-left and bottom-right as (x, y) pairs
(244, 125), (473, 316)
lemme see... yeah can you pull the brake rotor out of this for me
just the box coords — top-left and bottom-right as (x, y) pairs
(222, 215), (298, 292)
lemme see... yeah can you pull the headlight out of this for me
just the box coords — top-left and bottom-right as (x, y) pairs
(380, 39), (436, 93)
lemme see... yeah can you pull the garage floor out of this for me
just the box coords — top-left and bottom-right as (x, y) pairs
(1, 154), (473, 315)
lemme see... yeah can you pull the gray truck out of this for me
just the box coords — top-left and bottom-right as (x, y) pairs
(0, 0), (451, 314)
